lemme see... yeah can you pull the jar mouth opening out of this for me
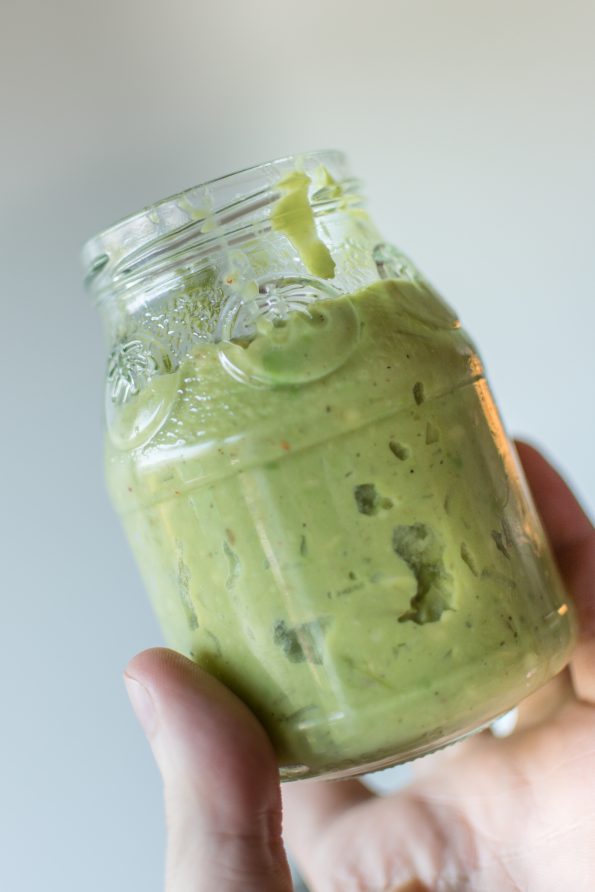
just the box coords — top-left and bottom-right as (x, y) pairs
(81, 149), (351, 295)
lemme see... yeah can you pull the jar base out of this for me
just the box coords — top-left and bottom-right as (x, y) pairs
(279, 708), (515, 783)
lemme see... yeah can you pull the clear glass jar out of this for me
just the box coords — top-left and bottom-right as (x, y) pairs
(84, 150), (576, 781)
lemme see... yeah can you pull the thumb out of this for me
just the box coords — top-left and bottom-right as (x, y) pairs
(124, 648), (293, 892)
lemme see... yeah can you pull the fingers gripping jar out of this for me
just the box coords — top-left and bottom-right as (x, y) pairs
(84, 151), (576, 781)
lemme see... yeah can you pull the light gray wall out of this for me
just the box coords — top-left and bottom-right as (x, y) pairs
(2, 1), (594, 889)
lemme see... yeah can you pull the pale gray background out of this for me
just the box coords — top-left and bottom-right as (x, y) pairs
(2, 1), (594, 889)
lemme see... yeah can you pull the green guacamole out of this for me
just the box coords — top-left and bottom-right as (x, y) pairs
(106, 275), (575, 779)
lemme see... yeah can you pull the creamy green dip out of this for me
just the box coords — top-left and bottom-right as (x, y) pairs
(106, 274), (575, 779)
(271, 170), (336, 279)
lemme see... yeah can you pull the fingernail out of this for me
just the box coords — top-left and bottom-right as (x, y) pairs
(124, 674), (158, 738)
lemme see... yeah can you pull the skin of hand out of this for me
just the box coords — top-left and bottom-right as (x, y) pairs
(124, 442), (595, 892)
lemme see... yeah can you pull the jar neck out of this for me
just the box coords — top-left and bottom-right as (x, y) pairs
(83, 150), (379, 305)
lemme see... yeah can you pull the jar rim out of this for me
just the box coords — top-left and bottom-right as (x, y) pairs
(81, 149), (350, 291)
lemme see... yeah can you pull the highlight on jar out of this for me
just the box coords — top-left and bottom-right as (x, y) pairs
(83, 150), (576, 781)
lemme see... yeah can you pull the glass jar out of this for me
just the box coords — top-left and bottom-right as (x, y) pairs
(83, 150), (576, 781)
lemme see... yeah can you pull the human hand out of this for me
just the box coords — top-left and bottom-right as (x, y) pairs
(124, 442), (595, 891)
